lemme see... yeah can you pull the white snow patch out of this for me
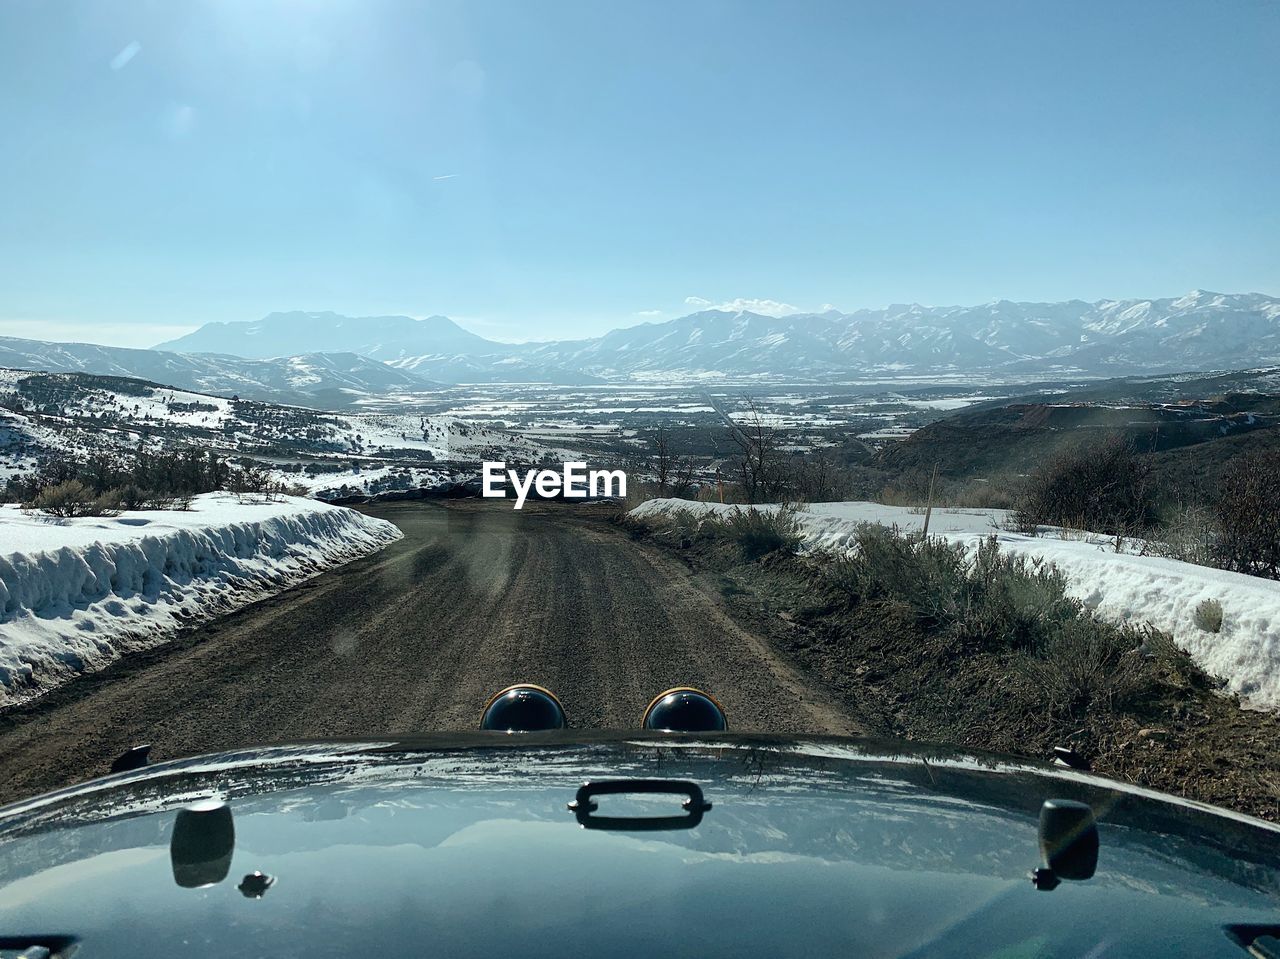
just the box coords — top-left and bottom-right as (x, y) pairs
(630, 499), (1280, 711)
(0, 493), (402, 705)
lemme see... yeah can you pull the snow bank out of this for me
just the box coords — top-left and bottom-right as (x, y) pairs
(631, 498), (1280, 711)
(0, 494), (402, 705)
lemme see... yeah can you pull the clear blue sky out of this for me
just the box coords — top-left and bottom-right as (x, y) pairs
(1, 0), (1277, 347)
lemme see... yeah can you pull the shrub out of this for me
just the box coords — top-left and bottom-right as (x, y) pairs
(117, 483), (153, 510)
(708, 507), (803, 560)
(1013, 435), (1157, 536)
(28, 480), (123, 518)
(1017, 619), (1149, 720)
(1193, 598), (1224, 633)
(1214, 449), (1280, 579)
(1146, 502), (1218, 567)
(620, 505), (705, 545)
(1, 448), (230, 505)
(946, 480), (1018, 511)
(824, 524), (967, 617)
(623, 481), (661, 511)
(93, 488), (124, 515)
(959, 537), (1080, 653)
(821, 526), (1078, 654)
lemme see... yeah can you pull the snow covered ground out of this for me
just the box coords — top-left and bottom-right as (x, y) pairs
(0, 494), (401, 705)
(631, 498), (1280, 711)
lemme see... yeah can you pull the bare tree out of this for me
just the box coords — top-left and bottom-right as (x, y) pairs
(648, 427), (697, 498)
(794, 449), (845, 503)
(727, 397), (788, 503)
(651, 428), (674, 496)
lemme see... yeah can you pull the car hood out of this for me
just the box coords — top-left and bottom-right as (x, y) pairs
(0, 733), (1277, 958)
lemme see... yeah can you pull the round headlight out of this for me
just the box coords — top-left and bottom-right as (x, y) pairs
(642, 687), (728, 732)
(480, 684), (568, 732)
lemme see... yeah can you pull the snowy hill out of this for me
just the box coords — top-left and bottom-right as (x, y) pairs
(0, 336), (436, 406)
(0, 368), (579, 499)
(0, 493), (401, 705)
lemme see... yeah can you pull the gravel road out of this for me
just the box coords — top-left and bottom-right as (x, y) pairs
(0, 499), (852, 803)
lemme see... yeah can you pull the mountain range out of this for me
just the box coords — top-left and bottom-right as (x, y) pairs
(158, 291), (1280, 381)
(4, 291), (1278, 408)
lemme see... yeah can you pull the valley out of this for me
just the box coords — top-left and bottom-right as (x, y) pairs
(7, 360), (1280, 507)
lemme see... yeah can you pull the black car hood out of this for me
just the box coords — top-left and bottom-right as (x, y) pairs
(0, 733), (1277, 958)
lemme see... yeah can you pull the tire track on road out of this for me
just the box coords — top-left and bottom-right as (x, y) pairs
(0, 500), (852, 804)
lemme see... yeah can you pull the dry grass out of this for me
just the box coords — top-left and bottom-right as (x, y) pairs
(1193, 598), (1224, 634)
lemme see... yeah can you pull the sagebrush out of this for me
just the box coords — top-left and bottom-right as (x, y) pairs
(1013, 435), (1158, 536)
(820, 525), (1078, 655)
(28, 480), (123, 518)
(1214, 449), (1280, 579)
(706, 507), (804, 560)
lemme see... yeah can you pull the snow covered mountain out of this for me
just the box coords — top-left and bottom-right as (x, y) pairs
(13, 292), (1279, 391)
(156, 311), (602, 384)
(154, 291), (1280, 381)
(0, 336), (435, 406)
(518, 291), (1280, 378)
(155, 311), (496, 360)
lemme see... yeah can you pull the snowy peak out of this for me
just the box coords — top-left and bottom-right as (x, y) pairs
(156, 311), (493, 361)
(519, 291), (1280, 378)
(37, 290), (1280, 385)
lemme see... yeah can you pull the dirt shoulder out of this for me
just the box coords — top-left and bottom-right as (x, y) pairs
(621, 514), (1280, 823)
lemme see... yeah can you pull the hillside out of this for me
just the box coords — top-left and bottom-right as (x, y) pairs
(0, 369), (575, 500)
(873, 394), (1280, 484)
(0, 335), (437, 406)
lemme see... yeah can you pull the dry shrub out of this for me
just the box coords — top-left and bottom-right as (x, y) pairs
(1017, 620), (1150, 721)
(1014, 435), (1158, 536)
(1193, 598), (1224, 633)
(1146, 502), (1218, 567)
(623, 481), (661, 511)
(820, 526), (1078, 654)
(27, 480), (123, 518)
(706, 507), (804, 560)
(1214, 449), (1280, 579)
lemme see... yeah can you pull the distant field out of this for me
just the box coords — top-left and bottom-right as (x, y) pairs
(346, 380), (1024, 457)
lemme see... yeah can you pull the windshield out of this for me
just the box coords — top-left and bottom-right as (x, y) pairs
(1, 1), (1279, 954)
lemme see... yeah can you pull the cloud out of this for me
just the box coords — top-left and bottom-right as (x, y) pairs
(684, 296), (799, 317)
(164, 103), (196, 139)
(433, 174), (458, 181)
(820, 303), (838, 312)
(634, 309), (663, 317)
(110, 41), (141, 71)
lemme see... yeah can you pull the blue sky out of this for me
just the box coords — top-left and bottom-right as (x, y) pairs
(1, 0), (1277, 347)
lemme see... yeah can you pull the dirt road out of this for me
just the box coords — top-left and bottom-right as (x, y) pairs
(0, 500), (851, 803)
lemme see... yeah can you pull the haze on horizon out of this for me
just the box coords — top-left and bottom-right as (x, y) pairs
(1, 0), (1277, 349)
